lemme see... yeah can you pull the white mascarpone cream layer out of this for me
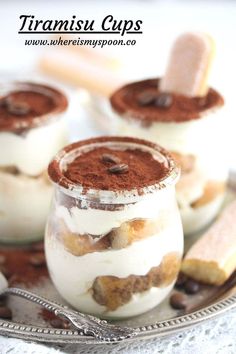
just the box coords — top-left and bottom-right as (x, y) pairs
(0, 117), (68, 176)
(57, 187), (177, 236)
(0, 171), (52, 240)
(46, 223), (183, 295)
(113, 108), (224, 157)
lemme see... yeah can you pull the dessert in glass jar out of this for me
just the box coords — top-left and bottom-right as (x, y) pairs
(110, 33), (228, 235)
(45, 136), (183, 319)
(0, 81), (68, 243)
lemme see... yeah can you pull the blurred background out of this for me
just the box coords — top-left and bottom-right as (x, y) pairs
(0, 0), (235, 165)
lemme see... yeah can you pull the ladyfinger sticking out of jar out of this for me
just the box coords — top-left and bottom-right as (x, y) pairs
(45, 136), (183, 318)
(110, 32), (227, 235)
(0, 82), (68, 243)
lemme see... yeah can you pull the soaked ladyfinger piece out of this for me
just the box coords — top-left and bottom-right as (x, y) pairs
(160, 32), (215, 97)
(181, 200), (236, 285)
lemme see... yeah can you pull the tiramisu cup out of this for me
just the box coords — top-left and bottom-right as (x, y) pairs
(0, 82), (68, 243)
(110, 33), (227, 235)
(45, 136), (183, 319)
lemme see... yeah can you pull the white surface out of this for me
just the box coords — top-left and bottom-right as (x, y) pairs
(0, 0), (236, 352)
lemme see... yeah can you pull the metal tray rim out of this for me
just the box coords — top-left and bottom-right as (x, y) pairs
(0, 291), (236, 344)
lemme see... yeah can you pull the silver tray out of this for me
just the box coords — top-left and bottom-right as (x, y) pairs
(1, 279), (236, 345)
(0, 188), (236, 345)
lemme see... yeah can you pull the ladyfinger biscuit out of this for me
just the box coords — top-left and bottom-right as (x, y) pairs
(63, 38), (121, 70)
(39, 49), (123, 97)
(181, 200), (236, 285)
(160, 32), (215, 97)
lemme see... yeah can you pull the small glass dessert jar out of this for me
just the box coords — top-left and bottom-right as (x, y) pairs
(45, 136), (183, 319)
(0, 81), (68, 243)
(110, 79), (227, 235)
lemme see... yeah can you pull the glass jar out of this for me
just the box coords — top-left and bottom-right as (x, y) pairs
(45, 136), (183, 319)
(110, 79), (228, 235)
(0, 81), (68, 243)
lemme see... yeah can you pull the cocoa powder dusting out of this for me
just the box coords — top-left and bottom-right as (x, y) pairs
(64, 147), (169, 192)
(0, 83), (68, 133)
(0, 243), (48, 287)
(40, 308), (71, 329)
(110, 79), (224, 125)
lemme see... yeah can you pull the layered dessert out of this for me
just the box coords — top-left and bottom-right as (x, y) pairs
(110, 33), (227, 234)
(0, 82), (68, 243)
(45, 136), (183, 318)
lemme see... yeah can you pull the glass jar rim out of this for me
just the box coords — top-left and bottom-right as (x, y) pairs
(48, 136), (180, 204)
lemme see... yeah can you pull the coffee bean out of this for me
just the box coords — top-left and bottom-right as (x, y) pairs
(170, 292), (187, 310)
(0, 255), (6, 265)
(0, 306), (12, 319)
(155, 93), (173, 108)
(50, 318), (70, 329)
(184, 279), (200, 294)
(5, 96), (30, 116)
(29, 253), (46, 267)
(108, 164), (129, 174)
(137, 91), (157, 106)
(175, 273), (188, 289)
(102, 154), (121, 164)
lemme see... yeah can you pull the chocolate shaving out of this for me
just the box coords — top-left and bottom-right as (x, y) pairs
(101, 154), (121, 164)
(108, 163), (129, 174)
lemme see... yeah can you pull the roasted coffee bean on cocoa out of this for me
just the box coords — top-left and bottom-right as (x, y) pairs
(155, 93), (173, 108)
(184, 279), (200, 294)
(101, 154), (121, 164)
(108, 163), (129, 174)
(6, 97), (30, 116)
(137, 91), (157, 106)
(170, 292), (187, 310)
